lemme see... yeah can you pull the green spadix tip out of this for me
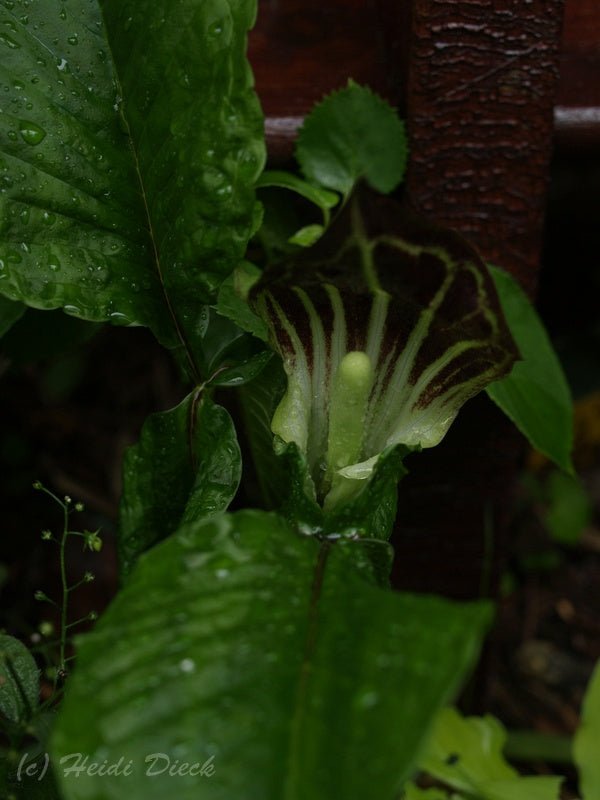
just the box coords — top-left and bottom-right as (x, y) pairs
(326, 351), (374, 478)
(336, 351), (373, 391)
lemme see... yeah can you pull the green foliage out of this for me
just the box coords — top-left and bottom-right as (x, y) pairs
(256, 170), (339, 225)
(0, 0), (264, 378)
(119, 393), (241, 577)
(574, 661), (600, 800)
(0, 634), (39, 724)
(0, 4), (579, 798)
(296, 82), (408, 198)
(486, 267), (574, 473)
(216, 261), (268, 341)
(417, 707), (562, 800)
(52, 511), (491, 800)
(543, 470), (592, 545)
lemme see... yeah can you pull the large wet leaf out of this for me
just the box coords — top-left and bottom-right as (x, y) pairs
(119, 393), (241, 577)
(0, 0), (264, 375)
(52, 511), (491, 800)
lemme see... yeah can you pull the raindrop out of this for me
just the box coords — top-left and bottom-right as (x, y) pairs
(356, 689), (379, 710)
(56, 57), (68, 72)
(64, 304), (81, 315)
(67, 34), (78, 46)
(6, 249), (22, 264)
(109, 311), (132, 325)
(7, 130), (17, 142)
(19, 121), (46, 146)
(208, 21), (223, 36)
(59, 8), (66, 20)
(0, 31), (20, 49)
(179, 658), (195, 673)
(42, 211), (56, 226)
(48, 257), (61, 272)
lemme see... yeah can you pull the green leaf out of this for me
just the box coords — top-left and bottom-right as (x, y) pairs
(216, 261), (268, 341)
(419, 707), (562, 800)
(0, 295), (25, 338)
(119, 393), (241, 577)
(296, 82), (407, 198)
(288, 223), (325, 248)
(404, 786), (450, 800)
(0, 0), (264, 377)
(257, 170), (339, 216)
(544, 470), (592, 545)
(574, 660), (600, 800)
(53, 511), (491, 800)
(323, 445), (408, 540)
(486, 267), (574, 473)
(198, 307), (271, 388)
(0, 634), (39, 723)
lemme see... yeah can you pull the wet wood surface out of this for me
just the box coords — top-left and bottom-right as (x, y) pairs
(250, 0), (599, 159)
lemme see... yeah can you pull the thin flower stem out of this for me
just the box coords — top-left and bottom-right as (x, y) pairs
(65, 614), (94, 631)
(57, 501), (70, 689)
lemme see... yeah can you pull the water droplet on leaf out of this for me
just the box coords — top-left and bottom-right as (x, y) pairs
(18, 121), (46, 146)
(0, 31), (20, 49)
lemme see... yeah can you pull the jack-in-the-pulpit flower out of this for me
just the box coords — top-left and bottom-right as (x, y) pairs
(252, 191), (518, 510)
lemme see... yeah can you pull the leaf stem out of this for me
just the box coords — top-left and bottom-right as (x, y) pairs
(504, 729), (573, 765)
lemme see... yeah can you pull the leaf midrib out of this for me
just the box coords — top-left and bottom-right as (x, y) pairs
(97, 5), (201, 381)
(284, 538), (332, 799)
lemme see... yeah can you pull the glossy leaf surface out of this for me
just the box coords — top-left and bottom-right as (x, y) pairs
(119, 394), (241, 577)
(53, 511), (491, 800)
(0, 0), (264, 375)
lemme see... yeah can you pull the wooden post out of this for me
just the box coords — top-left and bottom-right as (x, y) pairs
(391, 0), (566, 598)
